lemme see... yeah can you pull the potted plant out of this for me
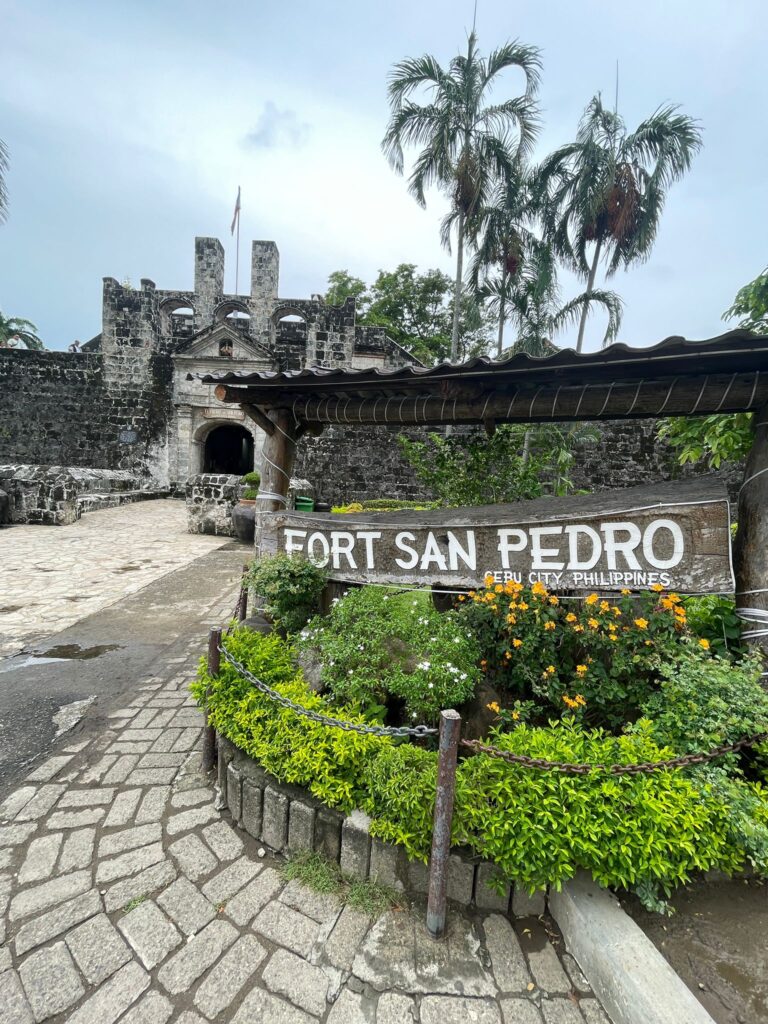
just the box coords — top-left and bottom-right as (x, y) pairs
(232, 470), (260, 544)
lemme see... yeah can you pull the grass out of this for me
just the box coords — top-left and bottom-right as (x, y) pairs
(121, 894), (147, 914)
(282, 851), (400, 917)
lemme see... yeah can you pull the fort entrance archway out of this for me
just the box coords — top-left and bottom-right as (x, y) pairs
(202, 424), (254, 476)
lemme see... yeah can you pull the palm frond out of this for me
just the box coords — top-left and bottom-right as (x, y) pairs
(0, 139), (8, 225)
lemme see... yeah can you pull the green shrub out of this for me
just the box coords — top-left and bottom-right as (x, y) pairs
(360, 743), (438, 859)
(241, 471), (261, 486)
(244, 553), (327, 635)
(241, 487), (259, 500)
(682, 594), (746, 658)
(298, 587), (480, 723)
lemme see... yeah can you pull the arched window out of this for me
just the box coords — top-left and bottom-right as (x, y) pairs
(203, 425), (254, 475)
(160, 302), (196, 337)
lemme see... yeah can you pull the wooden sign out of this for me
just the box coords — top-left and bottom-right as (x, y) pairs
(265, 480), (734, 593)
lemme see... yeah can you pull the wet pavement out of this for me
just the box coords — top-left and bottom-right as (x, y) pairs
(622, 878), (768, 1024)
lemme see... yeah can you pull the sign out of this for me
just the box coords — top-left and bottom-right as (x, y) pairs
(118, 428), (138, 444)
(267, 481), (734, 593)
(204, 407), (245, 421)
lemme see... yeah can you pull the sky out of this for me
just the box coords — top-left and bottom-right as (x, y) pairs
(0, 0), (766, 352)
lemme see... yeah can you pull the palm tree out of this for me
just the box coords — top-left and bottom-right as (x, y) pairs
(0, 313), (44, 350)
(538, 94), (702, 352)
(382, 32), (541, 361)
(0, 139), (8, 224)
(468, 162), (542, 355)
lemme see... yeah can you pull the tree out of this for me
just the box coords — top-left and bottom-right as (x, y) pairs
(0, 313), (44, 350)
(657, 267), (768, 468)
(538, 94), (702, 352)
(382, 32), (541, 361)
(324, 270), (369, 312)
(0, 139), (8, 224)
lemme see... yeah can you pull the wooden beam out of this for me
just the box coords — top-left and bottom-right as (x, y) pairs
(254, 409), (299, 560)
(213, 384), (243, 404)
(242, 404), (275, 436)
(734, 401), (768, 657)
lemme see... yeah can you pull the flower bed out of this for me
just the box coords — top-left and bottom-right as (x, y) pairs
(193, 560), (768, 911)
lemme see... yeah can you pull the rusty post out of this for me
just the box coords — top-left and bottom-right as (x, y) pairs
(238, 584), (248, 622)
(201, 626), (221, 773)
(426, 709), (461, 940)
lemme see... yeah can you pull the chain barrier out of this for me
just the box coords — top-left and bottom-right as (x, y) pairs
(218, 645), (438, 738)
(459, 733), (767, 775)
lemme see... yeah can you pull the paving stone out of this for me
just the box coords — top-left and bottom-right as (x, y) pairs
(500, 999), (544, 1024)
(324, 907), (372, 972)
(0, 786), (37, 820)
(541, 998), (584, 1024)
(202, 820), (243, 861)
(254, 901), (321, 959)
(17, 833), (63, 885)
(0, 943), (10, 972)
(232, 988), (317, 1024)
(131, 710), (158, 729)
(79, 754), (118, 784)
(561, 953), (590, 993)
(512, 887), (547, 918)
(483, 914), (532, 992)
(376, 991), (417, 1023)
(66, 961), (150, 1024)
(65, 912), (132, 984)
(137, 753), (187, 768)
(171, 728), (200, 752)
(165, 805), (218, 837)
(118, 900), (182, 969)
(58, 827), (96, 872)
(104, 860), (177, 913)
(168, 833), (217, 881)
(420, 996), (502, 1024)
(58, 788), (116, 808)
(0, 822), (38, 847)
(150, 729), (183, 753)
(98, 823), (161, 857)
(475, 863), (511, 913)
(225, 867), (282, 926)
(0, 847), (14, 869)
(19, 941), (85, 1022)
(96, 841), (165, 884)
(26, 756), (73, 783)
(171, 1013), (206, 1024)
(46, 808), (105, 830)
(14, 889), (102, 956)
(0, 969), (34, 1024)
(193, 934), (267, 1018)
(121, 731), (163, 744)
(526, 940), (571, 995)
(156, 919), (238, 995)
(125, 768), (179, 787)
(135, 787), (170, 824)
(579, 999), (611, 1023)
(14, 786), (65, 822)
(280, 878), (342, 923)
(103, 790), (142, 828)
(156, 876), (215, 935)
(201, 855), (260, 904)
(9, 869), (92, 921)
(107, 742), (154, 755)
(169, 787), (210, 809)
(326, 988), (374, 1023)
(262, 947), (329, 1016)
(103, 756), (141, 785)
(119, 991), (174, 1024)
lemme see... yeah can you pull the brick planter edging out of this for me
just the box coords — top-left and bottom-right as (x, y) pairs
(216, 734), (546, 917)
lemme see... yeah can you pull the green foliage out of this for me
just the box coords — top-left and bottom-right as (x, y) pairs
(360, 743), (438, 860)
(454, 719), (742, 896)
(682, 595), (747, 658)
(325, 270), (369, 311)
(282, 850), (400, 916)
(241, 471), (261, 486)
(657, 413), (754, 469)
(298, 587), (479, 723)
(331, 499), (433, 513)
(0, 311), (44, 350)
(346, 877), (400, 916)
(244, 553), (327, 635)
(241, 488), (259, 500)
(723, 265), (768, 334)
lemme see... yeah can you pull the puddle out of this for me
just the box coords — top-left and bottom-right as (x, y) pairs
(40, 643), (122, 660)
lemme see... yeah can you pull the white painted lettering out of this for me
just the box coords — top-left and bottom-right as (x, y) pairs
(529, 526), (565, 570)
(496, 529), (527, 569)
(330, 531), (357, 570)
(447, 530), (476, 571)
(643, 519), (684, 570)
(394, 531), (419, 570)
(564, 524), (602, 570)
(284, 529), (307, 555)
(420, 532), (448, 572)
(601, 522), (642, 570)
(356, 531), (382, 570)
(307, 532), (330, 567)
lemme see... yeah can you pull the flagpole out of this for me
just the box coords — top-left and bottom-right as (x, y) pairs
(235, 190), (240, 295)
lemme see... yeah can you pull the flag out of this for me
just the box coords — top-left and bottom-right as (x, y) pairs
(230, 186), (241, 235)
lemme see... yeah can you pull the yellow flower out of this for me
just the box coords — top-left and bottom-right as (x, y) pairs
(574, 693), (587, 707)
(566, 613), (577, 623)
(548, 595), (559, 606)
(484, 574), (495, 587)
(609, 634), (619, 641)
(588, 618), (599, 629)
(621, 588), (631, 596)
(495, 584), (503, 593)
(486, 701), (500, 713)
(480, 659), (487, 669)
(585, 593), (599, 606)
(573, 624), (584, 633)
(512, 638), (523, 648)
(674, 605), (686, 617)
(634, 618), (649, 630)
(599, 600), (610, 612)
(468, 591), (476, 598)
(612, 607), (622, 617)
(669, 593), (681, 604)
(544, 621), (556, 631)
(576, 664), (588, 676)
(645, 639), (653, 646)
(507, 614), (517, 625)
(504, 650), (512, 659)
(546, 665), (556, 675)
(457, 595), (466, 602)
(512, 710), (520, 721)
(562, 694), (577, 709)
(532, 580), (548, 597)
(699, 638), (711, 650)
(651, 583), (665, 592)
(518, 602), (529, 611)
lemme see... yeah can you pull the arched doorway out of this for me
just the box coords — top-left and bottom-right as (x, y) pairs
(203, 425), (254, 475)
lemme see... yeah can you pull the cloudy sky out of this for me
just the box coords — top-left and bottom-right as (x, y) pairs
(1, 0), (765, 352)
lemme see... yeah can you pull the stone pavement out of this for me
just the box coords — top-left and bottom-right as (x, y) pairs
(0, 601), (613, 1023)
(0, 500), (228, 658)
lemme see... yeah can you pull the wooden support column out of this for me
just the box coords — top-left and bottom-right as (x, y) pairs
(734, 401), (768, 658)
(253, 408), (299, 560)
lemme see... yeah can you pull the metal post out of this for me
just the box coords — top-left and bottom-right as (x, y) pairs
(238, 564), (249, 622)
(201, 627), (221, 773)
(426, 709), (461, 940)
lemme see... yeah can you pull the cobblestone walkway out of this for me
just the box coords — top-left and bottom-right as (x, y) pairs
(0, 501), (228, 658)
(0, 604), (612, 1024)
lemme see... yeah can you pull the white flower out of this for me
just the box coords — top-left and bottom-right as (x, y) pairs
(428, 682), (434, 689)
(453, 637), (461, 643)
(348, 670), (353, 676)
(412, 712), (417, 718)
(460, 673), (467, 680)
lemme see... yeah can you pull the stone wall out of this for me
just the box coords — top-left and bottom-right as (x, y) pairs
(294, 419), (741, 506)
(186, 474), (241, 536)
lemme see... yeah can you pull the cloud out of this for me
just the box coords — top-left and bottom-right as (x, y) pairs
(243, 102), (310, 150)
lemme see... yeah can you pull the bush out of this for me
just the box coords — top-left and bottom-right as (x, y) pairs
(244, 553), (327, 635)
(241, 471), (261, 486)
(298, 587), (480, 723)
(682, 594), (746, 658)
(241, 487), (259, 500)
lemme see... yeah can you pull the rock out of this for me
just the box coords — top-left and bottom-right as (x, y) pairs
(296, 645), (325, 692)
(0, 488), (9, 525)
(461, 681), (505, 741)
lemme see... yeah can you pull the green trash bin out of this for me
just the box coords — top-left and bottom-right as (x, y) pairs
(295, 496), (315, 512)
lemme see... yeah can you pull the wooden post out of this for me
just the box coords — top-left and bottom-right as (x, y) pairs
(426, 709), (461, 940)
(735, 402), (768, 658)
(201, 627), (222, 773)
(254, 408), (299, 560)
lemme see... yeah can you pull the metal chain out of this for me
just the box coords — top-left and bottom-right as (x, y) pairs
(218, 646), (438, 737)
(459, 734), (767, 775)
